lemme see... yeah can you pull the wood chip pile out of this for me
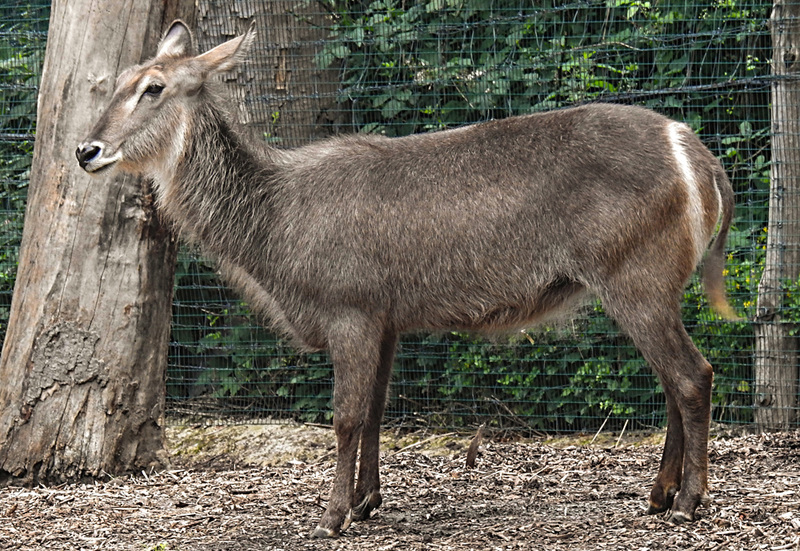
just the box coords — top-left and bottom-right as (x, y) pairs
(0, 428), (797, 550)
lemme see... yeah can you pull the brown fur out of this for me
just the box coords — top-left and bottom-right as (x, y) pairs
(76, 21), (738, 537)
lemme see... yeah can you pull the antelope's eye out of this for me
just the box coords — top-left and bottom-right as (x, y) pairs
(144, 83), (164, 96)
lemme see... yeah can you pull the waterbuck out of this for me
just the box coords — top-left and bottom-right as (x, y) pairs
(76, 21), (738, 537)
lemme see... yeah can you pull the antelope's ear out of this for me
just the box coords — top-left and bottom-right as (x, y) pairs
(157, 20), (195, 58)
(195, 21), (256, 75)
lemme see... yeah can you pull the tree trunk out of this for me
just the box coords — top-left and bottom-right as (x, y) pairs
(754, 0), (800, 429)
(196, 0), (347, 147)
(0, 0), (195, 484)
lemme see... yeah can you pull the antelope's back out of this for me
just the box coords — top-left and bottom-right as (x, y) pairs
(265, 104), (725, 331)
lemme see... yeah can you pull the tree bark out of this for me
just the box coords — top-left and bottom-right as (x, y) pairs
(0, 0), (195, 484)
(196, 0), (347, 147)
(754, 0), (800, 429)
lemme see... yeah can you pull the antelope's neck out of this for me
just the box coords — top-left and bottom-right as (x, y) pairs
(156, 103), (278, 271)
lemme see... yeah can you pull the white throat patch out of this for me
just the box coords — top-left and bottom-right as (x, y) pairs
(151, 114), (188, 206)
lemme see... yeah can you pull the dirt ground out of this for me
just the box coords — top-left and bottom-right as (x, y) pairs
(0, 424), (798, 551)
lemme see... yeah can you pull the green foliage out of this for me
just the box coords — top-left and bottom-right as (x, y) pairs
(0, 3), (47, 336)
(164, 1), (770, 429)
(0, 2), (778, 430)
(317, 0), (769, 133)
(169, 253), (333, 423)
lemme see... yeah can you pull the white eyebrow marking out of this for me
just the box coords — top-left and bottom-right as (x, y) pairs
(122, 74), (160, 116)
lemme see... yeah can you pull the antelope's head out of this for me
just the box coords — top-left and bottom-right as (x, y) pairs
(76, 20), (254, 176)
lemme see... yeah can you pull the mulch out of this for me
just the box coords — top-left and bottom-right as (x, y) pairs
(0, 428), (798, 550)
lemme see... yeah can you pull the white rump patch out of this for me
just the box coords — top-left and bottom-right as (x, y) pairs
(668, 122), (707, 264)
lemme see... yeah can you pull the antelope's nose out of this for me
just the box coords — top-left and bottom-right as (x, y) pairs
(76, 143), (101, 169)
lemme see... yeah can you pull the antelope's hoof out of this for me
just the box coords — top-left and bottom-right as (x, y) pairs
(352, 491), (382, 521)
(647, 501), (669, 515)
(666, 510), (694, 524)
(647, 495), (675, 515)
(647, 484), (677, 515)
(664, 491), (709, 524)
(311, 525), (339, 539)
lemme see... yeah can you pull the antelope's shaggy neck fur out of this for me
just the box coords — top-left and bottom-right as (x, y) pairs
(158, 101), (274, 263)
(156, 100), (315, 344)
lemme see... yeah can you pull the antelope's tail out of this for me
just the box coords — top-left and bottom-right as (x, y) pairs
(701, 166), (742, 321)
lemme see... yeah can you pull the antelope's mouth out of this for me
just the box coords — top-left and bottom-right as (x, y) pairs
(75, 142), (123, 174)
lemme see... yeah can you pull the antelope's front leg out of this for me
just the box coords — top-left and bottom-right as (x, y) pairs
(352, 330), (398, 521)
(312, 319), (382, 538)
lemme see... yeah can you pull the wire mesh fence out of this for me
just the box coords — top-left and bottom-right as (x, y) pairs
(0, 2), (47, 342)
(1, 0), (797, 432)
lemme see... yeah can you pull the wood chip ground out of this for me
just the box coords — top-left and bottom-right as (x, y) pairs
(1, 427), (798, 550)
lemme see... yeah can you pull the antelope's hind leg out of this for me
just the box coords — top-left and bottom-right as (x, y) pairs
(646, 389), (684, 514)
(602, 289), (713, 523)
